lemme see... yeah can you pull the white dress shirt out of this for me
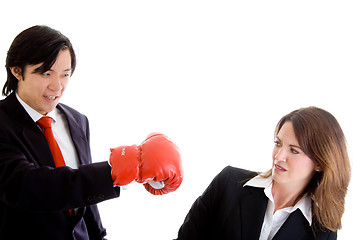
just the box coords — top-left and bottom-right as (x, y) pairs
(16, 94), (80, 169)
(244, 175), (312, 240)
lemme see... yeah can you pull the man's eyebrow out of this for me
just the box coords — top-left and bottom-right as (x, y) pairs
(46, 68), (73, 72)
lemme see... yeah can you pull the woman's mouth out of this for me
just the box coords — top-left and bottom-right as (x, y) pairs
(275, 164), (287, 171)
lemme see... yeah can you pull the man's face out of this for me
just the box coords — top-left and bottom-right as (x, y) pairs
(14, 49), (72, 115)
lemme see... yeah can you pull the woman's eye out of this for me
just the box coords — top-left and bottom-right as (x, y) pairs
(274, 141), (281, 147)
(291, 148), (299, 154)
(42, 72), (51, 76)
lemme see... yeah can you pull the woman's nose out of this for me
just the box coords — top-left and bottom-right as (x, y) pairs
(275, 147), (287, 162)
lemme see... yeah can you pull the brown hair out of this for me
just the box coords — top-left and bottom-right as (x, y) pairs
(264, 107), (351, 231)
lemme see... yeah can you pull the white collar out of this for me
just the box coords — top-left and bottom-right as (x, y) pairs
(244, 175), (313, 226)
(16, 93), (57, 122)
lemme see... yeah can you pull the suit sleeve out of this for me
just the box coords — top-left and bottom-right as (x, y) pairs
(176, 166), (233, 240)
(0, 118), (119, 213)
(315, 229), (337, 240)
(328, 232), (337, 240)
(80, 116), (116, 240)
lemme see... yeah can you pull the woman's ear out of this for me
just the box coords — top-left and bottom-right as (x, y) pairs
(315, 164), (322, 172)
(10, 66), (23, 81)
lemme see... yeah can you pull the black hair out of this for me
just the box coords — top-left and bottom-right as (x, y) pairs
(3, 25), (76, 96)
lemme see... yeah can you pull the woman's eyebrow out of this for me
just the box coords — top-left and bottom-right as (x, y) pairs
(289, 144), (301, 149)
(276, 136), (301, 149)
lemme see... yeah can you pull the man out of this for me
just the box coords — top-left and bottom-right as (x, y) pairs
(0, 25), (183, 239)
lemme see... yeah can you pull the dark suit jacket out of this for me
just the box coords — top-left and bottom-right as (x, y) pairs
(176, 166), (336, 240)
(0, 93), (120, 240)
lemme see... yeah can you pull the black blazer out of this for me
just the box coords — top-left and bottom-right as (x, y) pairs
(176, 166), (336, 240)
(0, 93), (120, 240)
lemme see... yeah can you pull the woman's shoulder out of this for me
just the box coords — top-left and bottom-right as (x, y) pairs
(217, 166), (258, 184)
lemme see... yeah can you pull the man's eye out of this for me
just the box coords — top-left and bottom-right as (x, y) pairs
(42, 72), (51, 76)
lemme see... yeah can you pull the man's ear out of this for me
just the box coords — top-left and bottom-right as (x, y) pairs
(10, 66), (23, 81)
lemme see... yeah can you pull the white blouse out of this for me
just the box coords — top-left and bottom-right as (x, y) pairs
(244, 175), (312, 240)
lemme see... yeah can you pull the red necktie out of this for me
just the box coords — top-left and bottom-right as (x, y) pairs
(37, 116), (66, 167)
(37, 116), (73, 215)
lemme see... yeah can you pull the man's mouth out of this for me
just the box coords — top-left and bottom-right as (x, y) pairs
(45, 95), (58, 100)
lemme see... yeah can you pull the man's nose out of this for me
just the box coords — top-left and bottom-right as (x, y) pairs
(48, 75), (63, 92)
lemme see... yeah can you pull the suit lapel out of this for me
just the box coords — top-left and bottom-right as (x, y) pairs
(240, 185), (314, 240)
(22, 127), (57, 167)
(273, 209), (313, 240)
(240, 186), (268, 239)
(56, 104), (89, 165)
(3, 93), (89, 167)
(3, 93), (56, 167)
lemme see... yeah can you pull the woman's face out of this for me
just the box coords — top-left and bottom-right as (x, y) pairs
(272, 121), (317, 190)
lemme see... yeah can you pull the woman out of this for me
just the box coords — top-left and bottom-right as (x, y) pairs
(176, 107), (351, 240)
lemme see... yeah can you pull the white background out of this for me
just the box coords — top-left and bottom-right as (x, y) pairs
(0, 1), (359, 239)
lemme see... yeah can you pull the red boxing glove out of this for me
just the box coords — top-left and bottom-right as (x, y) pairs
(109, 145), (140, 186)
(138, 133), (183, 195)
(109, 133), (183, 195)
